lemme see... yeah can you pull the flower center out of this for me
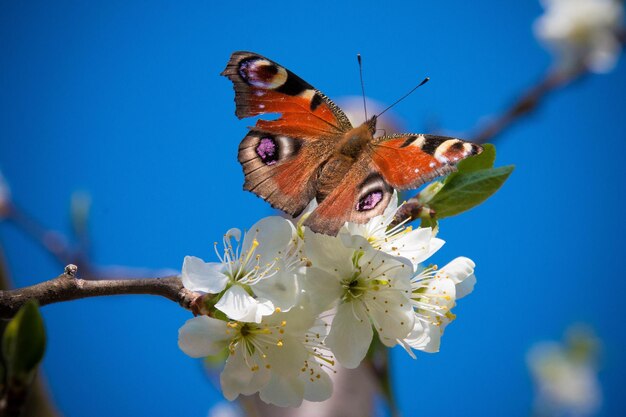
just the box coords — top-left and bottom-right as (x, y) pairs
(216, 232), (278, 286)
(228, 321), (285, 360)
(341, 273), (368, 301)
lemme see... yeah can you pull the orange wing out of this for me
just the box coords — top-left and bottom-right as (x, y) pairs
(238, 130), (331, 217)
(223, 51), (353, 217)
(304, 154), (394, 236)
(370, 134), (482, 190)
(303, 134), (482, 235)
(221, 51), (352, 138)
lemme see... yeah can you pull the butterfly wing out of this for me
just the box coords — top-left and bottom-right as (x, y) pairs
(238, 130), (334, 217)
(304, 134), (482, 235)
(222, 51), (352, 216)
(370, 134), (482, 190)
(304, 154), (394, 236)
(222, 51), (352, 138)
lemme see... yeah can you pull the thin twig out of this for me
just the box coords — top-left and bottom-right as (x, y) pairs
(470, 28), (626, 145)
(470, 68), (585, 145)
(0, 264), (199, 319)
(4, 203), (77, 267)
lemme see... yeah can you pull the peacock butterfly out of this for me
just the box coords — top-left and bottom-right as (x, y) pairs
(222, 51), (482, 236)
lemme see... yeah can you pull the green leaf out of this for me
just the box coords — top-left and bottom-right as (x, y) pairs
(419, 216), (438, 230)
(2, 300), (46, 380)
(445, 143), (496, 184)
(429, 165), (514, 218)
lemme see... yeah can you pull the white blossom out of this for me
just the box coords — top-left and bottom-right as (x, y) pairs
(182, 216), (302, 323)
(178, 301), (334, 407)
(340, 192), (444, 271)
(304, 229), (414, 368)
(528, 328), (602, 417)
(180, 199), (481, 404)
(400, 256), (476, 355)
(258, 305), (335, 407)
(534, 0), (624, 73)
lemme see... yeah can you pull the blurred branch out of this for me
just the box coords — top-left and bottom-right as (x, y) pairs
(471, 28), (626, 145)
(3, 202), (178, 281)
(469, 68), (585, 145)
(4, 203), (79, 270)
(395, 31), (626, 226)
(0, 238), (11, 291)
(0, 265), (198, 319)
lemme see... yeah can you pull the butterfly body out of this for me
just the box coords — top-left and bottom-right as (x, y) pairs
(223, 51), (482, 236)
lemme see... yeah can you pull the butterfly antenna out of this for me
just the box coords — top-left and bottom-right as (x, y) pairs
(357, 54), (368, 120)
(377, 77), (430, 118)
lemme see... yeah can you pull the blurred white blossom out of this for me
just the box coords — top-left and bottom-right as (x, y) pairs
(528, 326), (602, 417)
(207, 402), (242, 417)
(534, 0), (624, 73)
(182, 217), (302, 323)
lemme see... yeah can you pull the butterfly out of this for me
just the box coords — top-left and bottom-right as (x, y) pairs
(221, 51), (482, 236)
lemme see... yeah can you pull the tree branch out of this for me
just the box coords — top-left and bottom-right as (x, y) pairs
(470, 29), (626, 145)
(469, 69), (582, 145)
(0, 265), (199, 319)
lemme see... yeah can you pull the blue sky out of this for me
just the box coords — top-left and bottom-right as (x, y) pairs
(1, 1), (625, 416)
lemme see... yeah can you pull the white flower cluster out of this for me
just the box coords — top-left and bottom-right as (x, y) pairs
(178, 195), (476, 407)
(534, 0), (624, 73)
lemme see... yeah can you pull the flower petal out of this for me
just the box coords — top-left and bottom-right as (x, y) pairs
(404, 320), (441, 353)
(455, 273), (476, 299)
(178, 316), (229, 358)
(381, 191), (399, 223)
(220, 346), (270, 400)
(304, 229), (355, 278)
(382, 228), (444, 268)
(437, 257), (476, 299)
(215, 285), (274, 323)
(303, 362), (333, 402)
(263, 332), (309, 378)
(367, 288), (414, 347)
(301, 267), (343, 312)
(242, 216), (295, 266)
(225, 228), (241, 243)
(438, 256), (475, 284)
(181, 256), (229, 293)
(259, 373), (305, 407)
(339, 230), (374, 252)
(326, 301), (373, 369)
(422, 325), (442, 353)
(253, 268), (300, 312)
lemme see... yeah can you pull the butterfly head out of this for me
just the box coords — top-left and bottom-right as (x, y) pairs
(366, 116), (378, 136)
